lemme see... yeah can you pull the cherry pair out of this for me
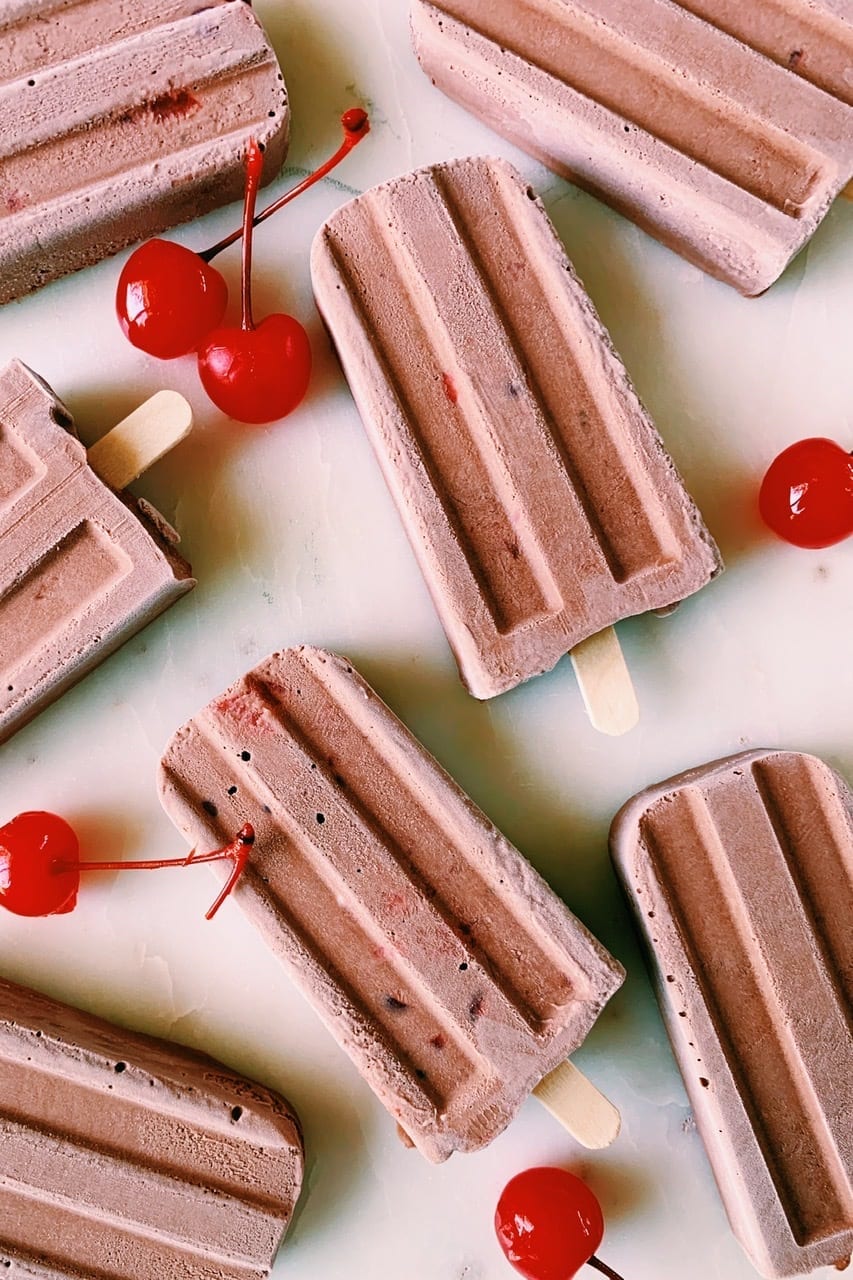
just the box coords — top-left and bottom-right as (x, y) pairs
(496, 1167), (624, 1280)
(760, 437), (853, 548)
(116, 109), (369, 425)
(0, 811), (254, 921)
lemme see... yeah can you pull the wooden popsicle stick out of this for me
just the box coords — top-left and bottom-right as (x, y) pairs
(533, 1060), (621, 1149)
(841, 179), (853, 202)
(570, 625), (639, 736)
(87, 390), (193, 490)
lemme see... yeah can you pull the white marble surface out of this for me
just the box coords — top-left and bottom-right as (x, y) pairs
(1, 3), (851, 1278)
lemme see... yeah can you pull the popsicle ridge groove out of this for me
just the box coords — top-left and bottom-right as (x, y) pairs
(203, 664), (565, 1043)
(425, 0), (829, 215)
(750, 755), (853, 1017)
(435, 160), (682, 583)
(177, 699), (494, 1117)
(330, 200), (563, 636)
(673, 0), (853, 105)
(640, 786), (853, 1247)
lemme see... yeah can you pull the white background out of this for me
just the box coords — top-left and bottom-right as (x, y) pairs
(1, 2), (851, 1278)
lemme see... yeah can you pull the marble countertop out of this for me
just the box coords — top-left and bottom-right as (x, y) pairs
(1, 2), (850, 1278)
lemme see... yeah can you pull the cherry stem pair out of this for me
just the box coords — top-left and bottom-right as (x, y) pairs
(199, 107), (369, 264)
(59, 824), (255, 920)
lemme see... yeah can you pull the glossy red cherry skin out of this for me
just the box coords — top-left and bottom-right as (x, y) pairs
(116, 239), (228, 359)
(495, 1167), (605, 1280)
(0, 811), (79, 917)
(759, 437), (853, 549)
(197, 313), (312, 424)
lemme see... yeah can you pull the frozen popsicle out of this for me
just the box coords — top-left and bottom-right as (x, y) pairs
(0, 0), (289, 304)
(410, 0), (853, 295)
(0, 976), (304, 1278)
(310, 157), (721, 726)
(610, 749), (853, 1278)
(159, 647), (625, 1163)
(0, 360), (195, 745)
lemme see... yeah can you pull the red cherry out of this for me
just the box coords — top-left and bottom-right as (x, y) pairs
(198, 314), (311, 423)
(116, 239), (228, 359)
(116, 109), (369, 364)
(759, 437), (853, 549)
(197, 138), (311, 424)
(0, 813), (254, 920)
(495, 1168), (624, 1280)
(0, 812), (79, 917)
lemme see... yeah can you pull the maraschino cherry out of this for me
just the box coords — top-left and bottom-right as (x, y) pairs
(197, 138), (311, 424)
(495, 1168), (625, 1280)
(116, 108), (369, 360)
(0, 811), (254, 921)
(759, 437), (853, 549)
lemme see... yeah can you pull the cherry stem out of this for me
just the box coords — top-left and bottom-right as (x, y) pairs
(199, 108), (370, 263)
(587, 1257), (625, 1280)
(57, 824), (255, 921)
(240, 140), (264, 332)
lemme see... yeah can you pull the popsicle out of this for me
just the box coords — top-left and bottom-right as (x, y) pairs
(410, 0), (853, 295)
(0, 360), (194, 745)
(610, 749), (853, 1278)
(159, 647), (625, 1163)
(310, 157), (721, 729)
(0, 976), (304, 1278)
(0, 0), (289, 304)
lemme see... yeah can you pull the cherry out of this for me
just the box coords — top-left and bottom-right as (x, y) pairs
(759, 437), (853, 549)
(197, 139), (311, 424)
(0, 812), (80, 917)
(0, 812), (254, 921)
(116, 108), (369, 362)
(495, 1168), (624, 1280)
(116, 239), (228, 359)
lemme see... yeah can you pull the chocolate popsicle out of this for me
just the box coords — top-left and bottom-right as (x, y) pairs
(159, 647), (625, 1163)
(610, 749), (853, 1278)
(0, 360), (194, 745)
(410, 0), (853, 295)
(0, 0), (289, 304)
(310, 157), (721, 717)
(0, 976), (304, 1279)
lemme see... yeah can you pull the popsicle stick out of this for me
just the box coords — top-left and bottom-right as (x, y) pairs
(533, 1060), (621, 1149)
(570, 626), (639, 736)
(87, 390), (193, 490)
(841, 179), (853, 202)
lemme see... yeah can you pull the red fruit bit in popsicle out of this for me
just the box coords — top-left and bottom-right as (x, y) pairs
(0, 812), (254, 921)
(116, 107), (370, 361)
(759, 438), (853, 549)
(495, 1168), (625, 1280)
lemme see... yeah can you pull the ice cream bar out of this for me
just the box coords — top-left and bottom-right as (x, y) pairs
(310, 157), (721, 702)
(610, 749), (853, 1278)
(0, 360), (195, 745)
(0, 976), (304, 1278)
(158, 647), (624, 1163)
(410, 0), (853, 295)
(0, 0), (289, 304)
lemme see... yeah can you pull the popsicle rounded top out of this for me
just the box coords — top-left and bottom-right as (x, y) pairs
(610, 748), (853, 1278)
(158, 646), (624, 1162)
(0, 0), (290, 304)
(0, 976), (304, 1279)
(311, 156), (722, 701)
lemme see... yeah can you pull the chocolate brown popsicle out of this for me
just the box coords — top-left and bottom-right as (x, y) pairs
(0, 977), (304, 1279)
(411, 0), (853, 294)
(0, 0), (289, 303)
(610, 749), (853, 1277)
(159, 647), (624, 1162)
(0, 360), (194, 744)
